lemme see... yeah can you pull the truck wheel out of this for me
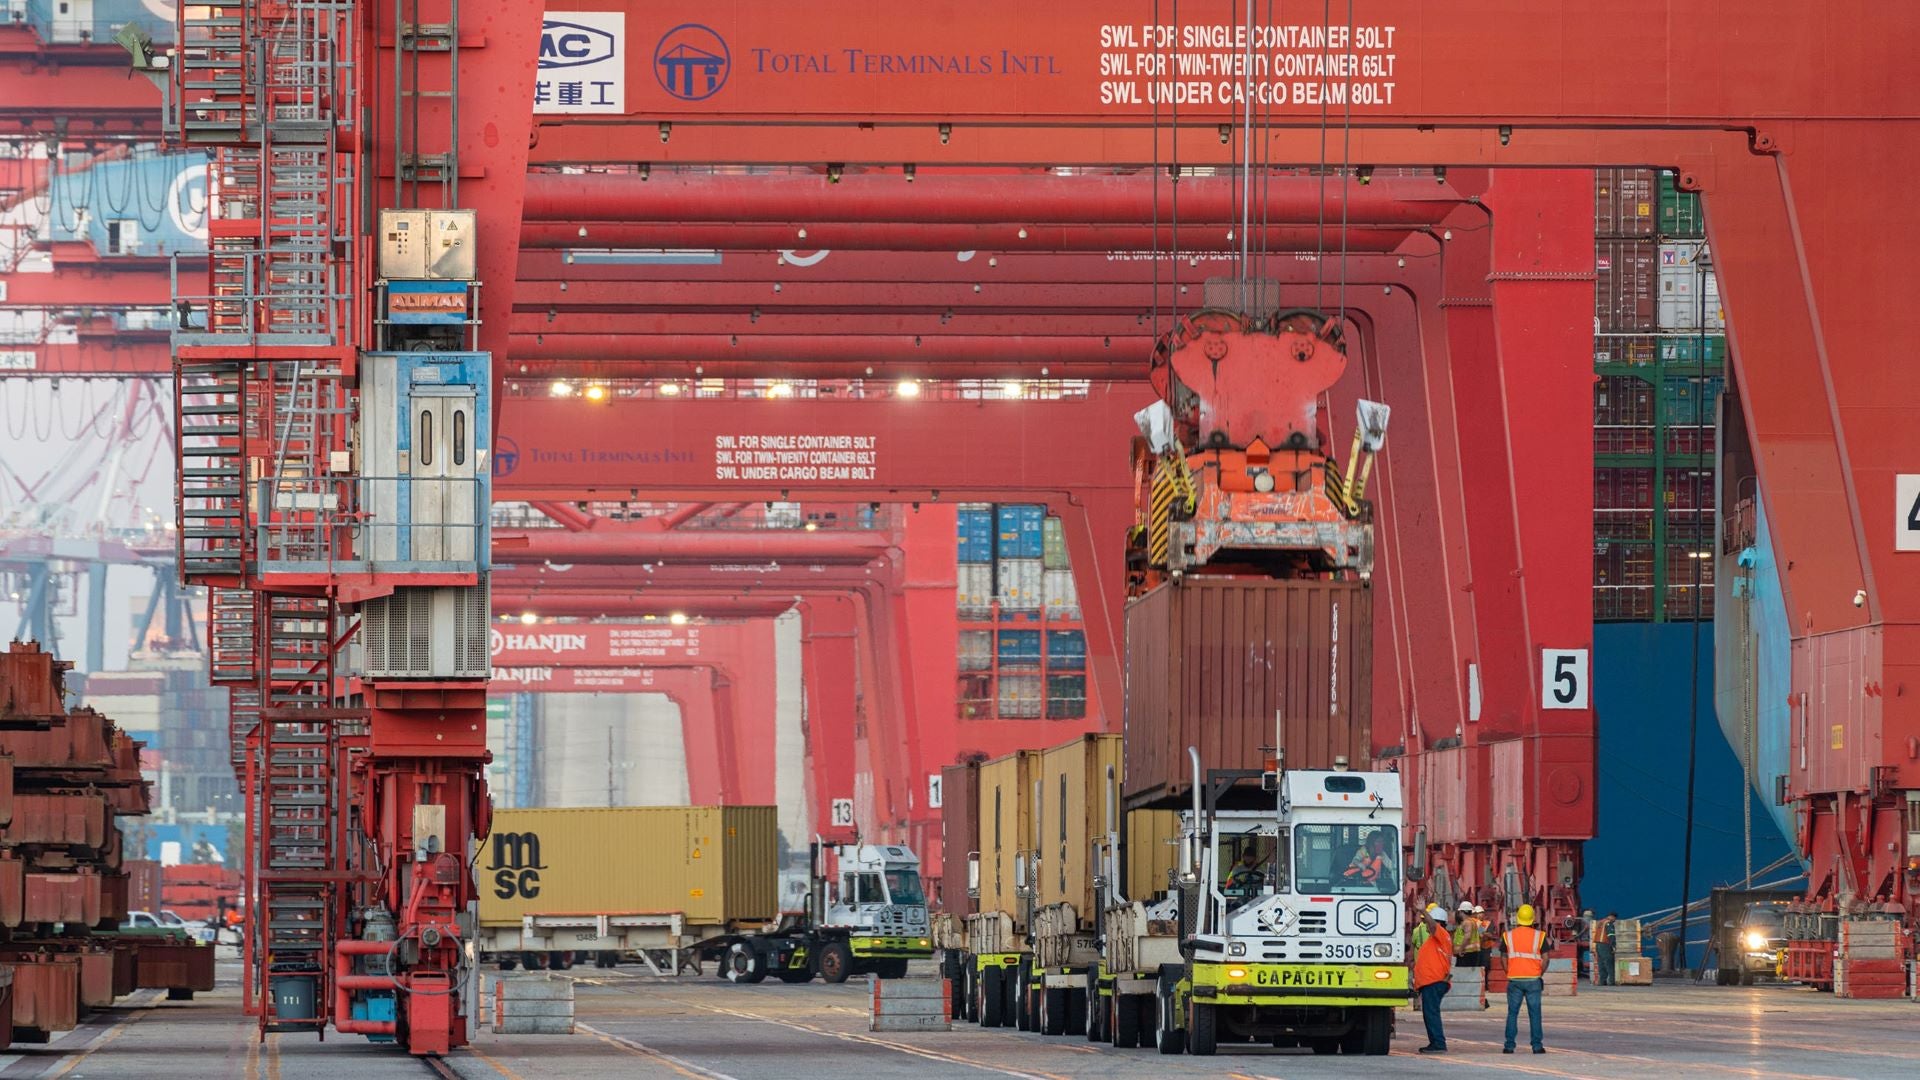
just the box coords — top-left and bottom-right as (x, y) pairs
(818, 941), (854, 984)
(1041, 987), (1068, 1035)
(1155, 989), (1186, 1055)
(1343, 1006), (1392, 1056)
(980, 967), (1006, 1027)
(876, 959), (910, 979)
(1186, 1002), (1217, 1056)
(521, 952), (546, 971)
(1014, 959), (1034, 1031)
(1084, 973), (1105, 1043)
(1309, 1036), (1340, 1055)
(953, 965), (971, 1020)
(550, 952), (574, 972)
(726, 943), (769, 984)
(498, 958), (519, 972)
(1066, 988), (1088, 1037)
(776, 970), (814, 984)
(1113, 994), (1139, 1047)
(1715, 966), (1737, 987)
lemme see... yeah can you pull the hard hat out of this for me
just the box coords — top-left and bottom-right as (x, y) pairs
(1433, 909), (1450, 925)
(1516, 904), (1537, 926)
(1457, 900), (1474, 912)
(1472, 905), (1486, 915)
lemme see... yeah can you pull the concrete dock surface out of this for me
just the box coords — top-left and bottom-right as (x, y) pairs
(16, 962), (1918, 1079)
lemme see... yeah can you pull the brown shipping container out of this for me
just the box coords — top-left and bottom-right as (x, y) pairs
(939, 762), (979, 917)
(1595, 239), (1658, 333)
(976, 750), (1038, 929)
(1594, 168), (1656, 238)
(477, 806), (777, 929)
(1124, 578), (1373, 810)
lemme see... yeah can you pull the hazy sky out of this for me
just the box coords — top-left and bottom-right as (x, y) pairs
(0, 378), (178, 671)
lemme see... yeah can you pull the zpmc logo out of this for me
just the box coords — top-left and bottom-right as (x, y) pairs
(654, 23), (729, 101)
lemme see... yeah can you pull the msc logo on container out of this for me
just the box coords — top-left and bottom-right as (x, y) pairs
(654, 23), (729, 101)
(540, 19), (617, 69)
(490, 831), (547, 900)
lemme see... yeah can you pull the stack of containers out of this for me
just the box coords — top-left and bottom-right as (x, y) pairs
(0, 642), (210, 1047)
(953, 504), (1090, 723)
(1592, 168), (1725, 623)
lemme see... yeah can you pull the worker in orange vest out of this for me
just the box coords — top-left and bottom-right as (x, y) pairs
(1501, 904), (1550, 1055)
(1412, 906), (1454, 1053)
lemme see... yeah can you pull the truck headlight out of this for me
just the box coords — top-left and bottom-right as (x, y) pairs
(1227, 941), (1247, 957)
(1743, 931), (1768, 951)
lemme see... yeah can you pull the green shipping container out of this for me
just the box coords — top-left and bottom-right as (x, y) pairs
(1042, 515), (1069, 570)
(1656, 335), (1728, 366)
(1660, 375), (1726, 426)
(1658, 172), (1706, 239)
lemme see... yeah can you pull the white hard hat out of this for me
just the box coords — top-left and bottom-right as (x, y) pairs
(1432, 909), (1450, 925)
(1473, 905), (1487, 915)
(1457, 900), (1474, 912)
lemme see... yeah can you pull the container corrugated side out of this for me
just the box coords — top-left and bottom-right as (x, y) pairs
(478, 806), (777, 928)
(1034, 734), (1124, 918)
(1595, 239), (1657, 333)
(976, 750), (1037, 928)
(1123, 578), (1373, 810)
(1594, 168), (1656, 238)
(939, 762), (979, 917)
(1124, 809), (1181, 902)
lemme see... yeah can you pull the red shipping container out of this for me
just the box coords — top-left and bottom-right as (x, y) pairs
(1595, 239), (1658, 332)
(131, 940), (216, 995)
(1594, 168), (1657, 238)
(77, 952), (114, 1009)
(1123, 578), (1372, 810)
(123, 860), (162, 915)
(938, 762), (978, 918)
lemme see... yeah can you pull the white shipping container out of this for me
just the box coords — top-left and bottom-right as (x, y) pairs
(997, 558), (1044, 611)
(997, 674), (1043, 719)
(1658, 241), (1726, 331)
(1042, 569), (1080, 619)
(958, 630), (993, 672)
(957, 564), (994, 614)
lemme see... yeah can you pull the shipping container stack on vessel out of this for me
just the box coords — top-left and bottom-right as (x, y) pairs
(955, 504), (1092, 729)
(1592, 169), (1724, 624)
(0, 641), (214, 1047)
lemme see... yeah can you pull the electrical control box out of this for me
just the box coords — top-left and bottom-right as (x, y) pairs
(378, 209), (478, 280)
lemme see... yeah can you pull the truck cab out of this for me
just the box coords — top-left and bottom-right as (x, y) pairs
(819, 844), (932, 976)
(1163, 769), (1408, 1056)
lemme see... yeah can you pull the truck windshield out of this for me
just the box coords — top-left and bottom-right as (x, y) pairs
(1293, 824), (1398, 895)
(1218, 832), (1285, 902)
(884, 868), (926, 906)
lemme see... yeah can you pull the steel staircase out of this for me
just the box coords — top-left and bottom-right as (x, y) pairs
(175, 362), (248, 583)
(257, 593), (341, 1034)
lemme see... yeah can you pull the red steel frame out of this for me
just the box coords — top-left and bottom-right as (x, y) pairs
(141, 0), (1914, 1046)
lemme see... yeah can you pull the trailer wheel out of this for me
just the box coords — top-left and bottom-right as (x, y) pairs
(875, 959), (910, 979)
(1084, 970), (1105, 1043)
(1041, 987), (1068, 1035)
(1309, 1036), (1340, 1055)
(954, 962), (972, 1021)
(1155, 988), (1185, 1055)
(776, 970), (814, 984)
(980, 967), (1006, 1027)
(1186, 1002), (1217, 1056)
(1113, 994), (1139, 1047)
(1066, 988), (1087, 1036)
(726, 943), (769, 984)
(819, 941), (854, 984)
(1014, 958), (1034, 1031)
(497, 958), (519, 972)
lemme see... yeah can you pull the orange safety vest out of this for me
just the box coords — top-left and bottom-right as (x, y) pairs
(1344, 853), (1385, 883)
(1504, 926), (1547, 980)
(1414, 927), (1455, 989)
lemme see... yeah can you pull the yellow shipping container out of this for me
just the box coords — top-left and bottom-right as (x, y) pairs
(1035, 735), (1180, 914)
(1125, 806), (1181, 904)
(977, 750), (1039, 928)
(478, 806), (777, 929)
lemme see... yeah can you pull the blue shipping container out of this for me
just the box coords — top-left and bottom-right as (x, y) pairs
(1046, 630), (1086, 670)
(996, 630), (1042, 665)
(45, 151), (211, 258)
(957, 508), (994, 564)
(996, 505), (1046, 559)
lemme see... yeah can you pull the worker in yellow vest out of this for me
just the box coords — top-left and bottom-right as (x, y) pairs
(1500, 904), (1549, 1054)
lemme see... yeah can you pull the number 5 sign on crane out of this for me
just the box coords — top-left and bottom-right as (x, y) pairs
(1541, 649), (1590, 710)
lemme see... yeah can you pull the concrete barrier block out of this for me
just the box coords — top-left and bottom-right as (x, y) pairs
(869, 976), (952, 1031)
(494, 1015), (576, 1035)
